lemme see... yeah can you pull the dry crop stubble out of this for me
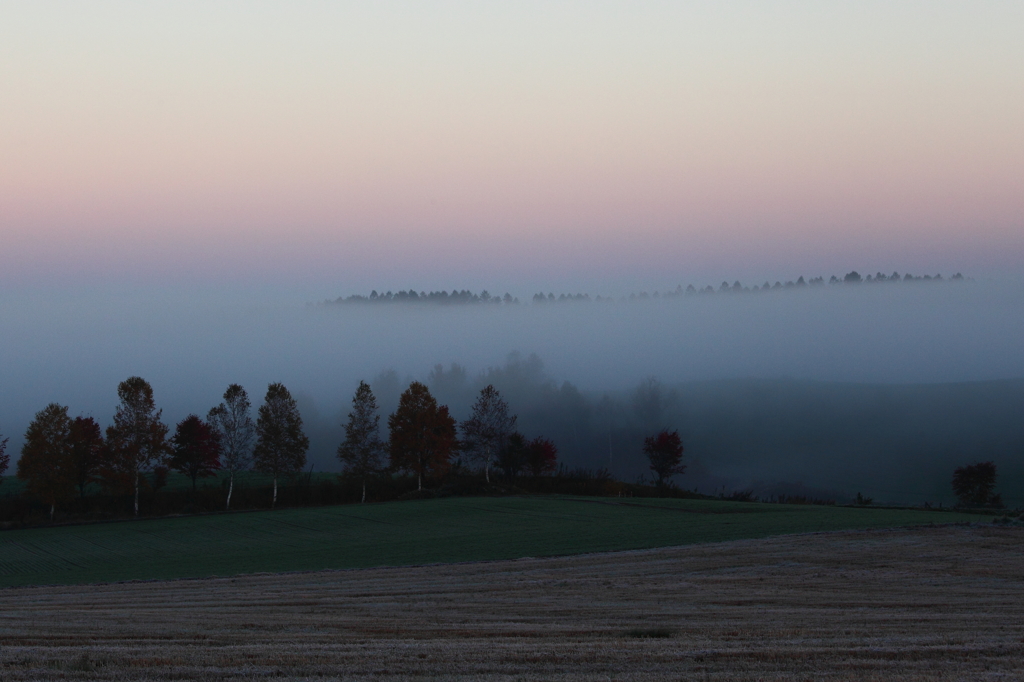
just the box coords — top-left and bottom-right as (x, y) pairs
(1, 525), (1022, 680)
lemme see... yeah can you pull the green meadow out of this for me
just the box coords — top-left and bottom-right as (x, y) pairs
(0, 496), (983, 588)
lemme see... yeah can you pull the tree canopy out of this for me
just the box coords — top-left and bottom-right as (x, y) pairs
(388, 382), (457, 491)
(170, 414), (222, 491)
(68, 416), (104, 499)
(0, 431), (9, 483)
(253, 383), (309, 506)
(104, 377), (170, 516)
(208, 384), (255, 509)
(17, 403), (75, 519)
(951, 461), (1001, 508)
(460, 385), (516, 483)
(643, 429), (685, 486)
(337, 381), (385, 502)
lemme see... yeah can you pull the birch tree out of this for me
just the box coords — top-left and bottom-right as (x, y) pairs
(208, 384), (255, 510)
(337, 381), (385, 503)
(17, 403), (75, 520)
(105, 377), (170, 516)
(460, 385), (516, 483)
(253, 383), (309, 507)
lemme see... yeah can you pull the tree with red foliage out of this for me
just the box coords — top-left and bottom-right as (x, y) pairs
(643, 429), (685, 485)
(525, 437), (558, 477)
(170, 414), (222, 491)
(17, 403), (75, 520)
(388, 382), (457, 491)
(69, 416), (104, 498)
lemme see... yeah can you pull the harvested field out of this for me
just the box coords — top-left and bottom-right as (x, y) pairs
(2, 525), (1022, 680)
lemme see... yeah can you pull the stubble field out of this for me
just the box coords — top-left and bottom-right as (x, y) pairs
(2, 524), (1022, 680)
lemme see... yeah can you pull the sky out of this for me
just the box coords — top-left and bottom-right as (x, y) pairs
(1, 1), (1022, 296)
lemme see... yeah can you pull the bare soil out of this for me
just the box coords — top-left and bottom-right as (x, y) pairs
(2, 524), (1022, 680)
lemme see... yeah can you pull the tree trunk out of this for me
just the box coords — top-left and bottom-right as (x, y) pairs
(485, 462), (490, 483)
(361, 479), (366, 504)
(272, 476), (278, 507)
(418, 471), (422, 491)
(134, 469), (140, 516)
(49, 503), (55, 521)
(226, 471), (234, 511)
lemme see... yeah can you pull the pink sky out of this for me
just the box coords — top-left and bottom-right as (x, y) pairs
(2, 2), (1022, 292)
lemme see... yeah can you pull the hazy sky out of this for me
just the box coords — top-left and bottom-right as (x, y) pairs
(2, 1), (1022, 294)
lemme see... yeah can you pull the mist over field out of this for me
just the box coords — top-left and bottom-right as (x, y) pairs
(1, 279), (1022, 505)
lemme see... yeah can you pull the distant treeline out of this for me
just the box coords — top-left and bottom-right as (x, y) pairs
(325, 271), (967, 307)
(329, 289), (521, 305)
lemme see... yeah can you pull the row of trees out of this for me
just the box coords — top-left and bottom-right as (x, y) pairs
(330, 289), (520, 306)
(4, 377), (566, 519)
(7, 379), (309, 519)
(325, 271), (967, 309)
(338, 381), (558, 500)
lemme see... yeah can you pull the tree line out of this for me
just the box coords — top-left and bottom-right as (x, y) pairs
(323, 270), (967, 309)
(0, 370), (698, 521)
(0, 377), (578, 520)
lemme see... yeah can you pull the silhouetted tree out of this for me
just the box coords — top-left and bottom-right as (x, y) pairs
(460, 385), (516, 483)
(0, 431), (9, 484)
(388, 381), (457, 490)
(337, 381), (385, 502)
(951, 461), (1001, 508)
(17, 403), (75, 520)
(428, 363), (468, 406)
(643, 429), (685, 486)
(632, 377), (676, 433)
(68, 416), (104, 498)
(170, 415), (222, 492)
(524, 437), (558, 477)
(104, 377), (170, 516)
(208, 384), (255, 510)
(253, 383), (309, 507)
(496, 432), (527, 480)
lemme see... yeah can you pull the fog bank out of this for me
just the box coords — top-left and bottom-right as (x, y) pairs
(1, 280), (1021, 504)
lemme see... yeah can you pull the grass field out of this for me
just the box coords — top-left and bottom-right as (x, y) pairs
(0, 495), (984, 588)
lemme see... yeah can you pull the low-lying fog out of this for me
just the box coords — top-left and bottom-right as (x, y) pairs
(2, 280), (1022, 505)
